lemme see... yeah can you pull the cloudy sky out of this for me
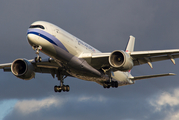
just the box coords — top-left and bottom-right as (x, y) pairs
(0, 0), (179, 120)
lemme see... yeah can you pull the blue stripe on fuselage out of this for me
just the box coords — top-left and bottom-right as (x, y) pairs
(27, 29), (68, 52)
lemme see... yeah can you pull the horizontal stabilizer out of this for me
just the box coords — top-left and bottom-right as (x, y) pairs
(129, 73), (176, 81)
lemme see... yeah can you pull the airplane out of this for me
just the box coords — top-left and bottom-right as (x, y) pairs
(0, 21), (179, 93)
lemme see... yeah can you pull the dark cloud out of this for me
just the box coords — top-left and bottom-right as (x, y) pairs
(1, 0), (179, 120)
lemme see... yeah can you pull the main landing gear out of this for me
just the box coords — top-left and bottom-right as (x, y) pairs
(54, 73), (70, 93)
(54, 85), (70, 92)
(102, 69), (118, 89)
(103, 81), (118, 89)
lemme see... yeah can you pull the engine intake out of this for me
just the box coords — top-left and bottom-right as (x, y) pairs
(109, 50), (133, 71)
(11, 59), (35, 80)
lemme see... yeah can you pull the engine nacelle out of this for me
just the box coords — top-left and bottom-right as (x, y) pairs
(11, 59), (35, 80)
(109, 50), (133, 71)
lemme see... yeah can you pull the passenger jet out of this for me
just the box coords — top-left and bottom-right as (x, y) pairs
(0, 21), (179, 92)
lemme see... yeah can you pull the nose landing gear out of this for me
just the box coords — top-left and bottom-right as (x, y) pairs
(32, 45), (42, 62)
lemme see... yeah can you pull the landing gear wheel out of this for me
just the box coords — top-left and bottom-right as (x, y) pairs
(62, 85), (70, 92)
(111, 81), (118, 88)
(63, 85), (67, 92)
(103, 81), (118, 89)
(111, 82), (115, 88)
(54, 85), (70, 93)
(115, 81), (118, 88)
(33, 46), (42, 62)
(54, 71), (70, 93)
(35, 57), (38, 62)
(66, 85), (70, 92)
(34, 57), (42, 62)
(54, 85), (58, 92)
(39, 57), (42, 62)
(58, 89), (62, 92)
(54, 86), (62, 92)
(103, 84), (107, 88)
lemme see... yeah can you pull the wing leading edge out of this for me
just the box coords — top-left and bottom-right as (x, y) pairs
(0, 63), (11, 69)
(80, 49), (179, 69)
(0, 58), (69, 76)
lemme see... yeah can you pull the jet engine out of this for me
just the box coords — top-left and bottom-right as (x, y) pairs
(109, 50), (133, 71)
(11, 59), (35, 80)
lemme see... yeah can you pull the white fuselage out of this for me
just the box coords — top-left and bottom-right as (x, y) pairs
(27, 21), (133, 85)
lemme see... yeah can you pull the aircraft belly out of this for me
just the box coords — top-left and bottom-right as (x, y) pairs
(68, 71), (108, 82)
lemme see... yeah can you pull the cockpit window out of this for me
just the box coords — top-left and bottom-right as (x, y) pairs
(29, 25), (45, 29)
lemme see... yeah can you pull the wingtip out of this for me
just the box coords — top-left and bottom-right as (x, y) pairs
(169, 73), (176, 76)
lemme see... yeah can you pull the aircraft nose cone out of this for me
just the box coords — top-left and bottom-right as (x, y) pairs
(27, 32), (39, 46)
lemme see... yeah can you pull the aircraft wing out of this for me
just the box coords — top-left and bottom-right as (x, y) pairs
(0, 58), (69, 77)
(80, 49), (179, 69)
(0, 63), (11, 69)
(131, 49), (179, 66)
(0, 63), (12, 71)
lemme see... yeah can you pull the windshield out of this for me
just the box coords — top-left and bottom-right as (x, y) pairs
(29, 25), (45, 29)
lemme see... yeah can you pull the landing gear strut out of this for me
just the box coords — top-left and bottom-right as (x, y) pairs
(33, 46), (42, 62)
(54, 71), (70, 93)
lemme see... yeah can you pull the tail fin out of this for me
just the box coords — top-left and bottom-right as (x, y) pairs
(125, 35), (135, 52)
